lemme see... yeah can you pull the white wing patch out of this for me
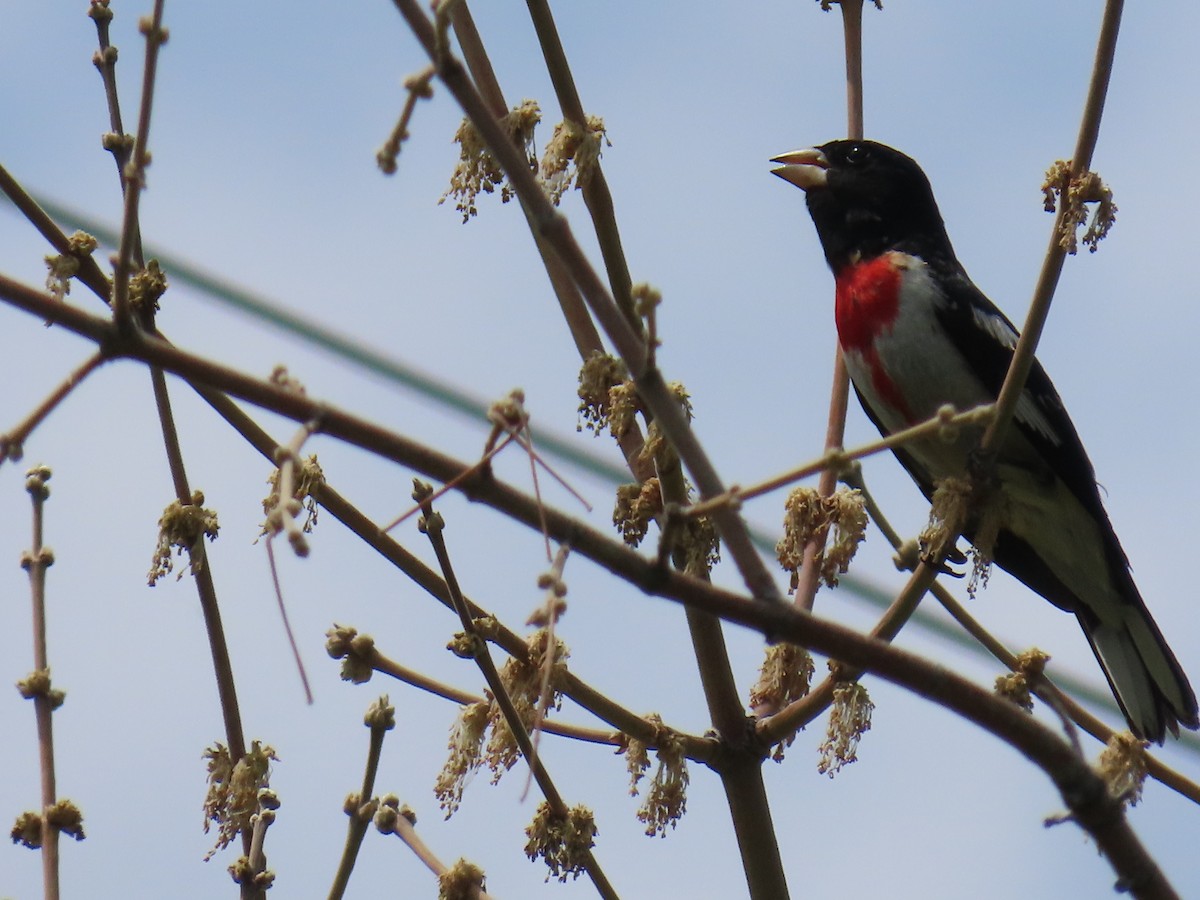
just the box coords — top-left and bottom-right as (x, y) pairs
(972, 306), (1018, 348)
(1016, 392), (1062, 446)
(971, 306), (1062, 446)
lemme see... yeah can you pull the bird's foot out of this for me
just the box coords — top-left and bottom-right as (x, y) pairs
(895, 537), (967, 576)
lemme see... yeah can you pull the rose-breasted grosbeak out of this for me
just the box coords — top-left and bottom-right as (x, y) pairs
(772, 139), (1197, 743)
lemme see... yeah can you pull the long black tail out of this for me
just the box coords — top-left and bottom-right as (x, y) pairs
(1078, 605), (1199, 744)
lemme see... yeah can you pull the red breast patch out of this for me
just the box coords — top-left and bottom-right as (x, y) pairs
(834, 254), (903, 351)
(834, 255), (915, 422)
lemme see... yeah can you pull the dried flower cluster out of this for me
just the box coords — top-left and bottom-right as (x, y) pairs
(622, 731), (651, 797)
(16, 667), (66, 710)
(776, 486), (868, 590)
(202, 741), (279, 859)
(43, 231), (98, 302)
(1042, 160), (1117, 254)
(994, 648), (1050, 713)
(10, 800), (85, 848)
(259, 452), (325, 539)
(576, 352), (630, 434)
(129, 259), (168, 315)
(1096, 731), (1148, 808)
(919, 476), (971, 566)
(921, 476), (1008, 598)
(147, 491), (219, 585)
(441, 100), (541, 222)
(638, 388), (692, 464)
(523, 802), (597, 883)
(818, 681), (874, 777)
(483, 630), (567, 779)
(45, 800), (87, 843)
(10, 811), (42, 849)
(438, 858), (488, 900)
(577, 352), (691, 450)
(434, 629), (567, 817)
(539, 115), (609, 205)
(624, 717), (690, 838)
(605, 381), (643, 440)
(750, 644), (816, 759)
(612, 478), (662, 547)
(679, 512), (720, 577)
(434, 700), (491, 818)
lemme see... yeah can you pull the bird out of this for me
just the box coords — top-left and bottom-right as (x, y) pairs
(771, 138), (1197, 743)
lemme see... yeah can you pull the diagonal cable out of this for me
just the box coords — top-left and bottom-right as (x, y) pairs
(5, 190), (1196, 757)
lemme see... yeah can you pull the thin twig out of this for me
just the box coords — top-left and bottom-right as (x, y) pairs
(0, 352), (108, 465)
(328, 698), (393, 900)
(261, 421), (319, 704)
(792, 0), (864, 615)
(369, 647), (619, 745)
(510, 428), (593, 513)
(381, 432), (516, 533)
(245, 794), (277, 891)
(89, 1), (133, 190)
(522, 544), (571, 798)
(264, 540), (314, 705)
(375, 65), (434, 174)
(524, 0), (636, 331)
(840, 0), (865, 140)
(414, 486), (620, 899)
(392, 0), (784, 609)
(85, 6), (257, 874)
(788, 352), (852, 614)
(110, 0), (167, 328)
(446, 2), (652, 479)
(152, 371), (251, 740)
(386, 813), (451, 883)
(21, 468), (62, 900)
(149, 364), (257, 892)
(183, 376), (692, 756)
(688, 403), (994, 518)
(978, 0), (1123, 457)
(383, 806), (496, 900)
(0, 165), (112, 301)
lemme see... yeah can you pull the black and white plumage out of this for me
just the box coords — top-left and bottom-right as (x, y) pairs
(772, 138), (1197, 742)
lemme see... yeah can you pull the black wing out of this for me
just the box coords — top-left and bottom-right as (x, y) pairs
(929, 264), (1138, 606)
(931, 268), (1101, 511)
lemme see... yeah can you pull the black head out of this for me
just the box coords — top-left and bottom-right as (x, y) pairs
(772, 139), (955, 274)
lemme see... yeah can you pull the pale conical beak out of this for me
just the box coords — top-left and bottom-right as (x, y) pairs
(770, 148), (829, 191)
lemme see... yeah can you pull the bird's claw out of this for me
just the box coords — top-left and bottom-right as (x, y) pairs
(919, 539), (967, 578)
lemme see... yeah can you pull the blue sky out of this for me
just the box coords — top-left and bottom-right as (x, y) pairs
(2, 2), (1199, 897)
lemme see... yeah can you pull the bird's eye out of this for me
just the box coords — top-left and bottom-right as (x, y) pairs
(843, 143), (870, 166)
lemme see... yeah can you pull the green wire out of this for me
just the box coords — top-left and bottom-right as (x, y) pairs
(7, 190), (1197, 757)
